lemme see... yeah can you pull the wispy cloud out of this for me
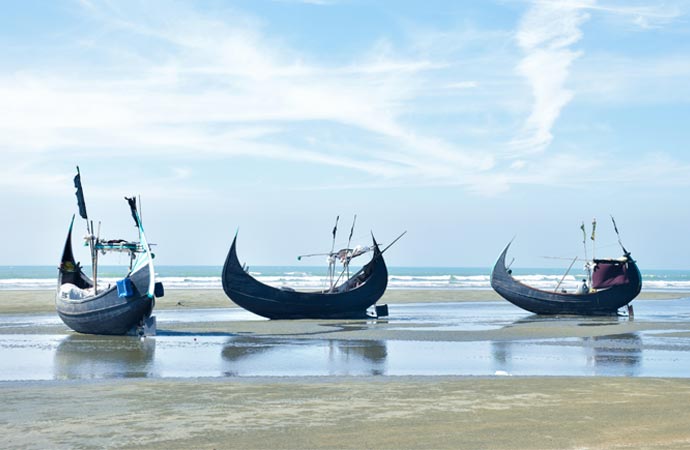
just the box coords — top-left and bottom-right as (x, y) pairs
(511, 0), (593, 155)
(572, 54), (690, 103)
(563, 0), (686, 29)
(510, 0), (689, 147)
(1, 0), (689, 201)
(0, 0), (499, 194)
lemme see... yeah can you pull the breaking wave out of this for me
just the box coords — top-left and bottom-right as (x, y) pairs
(2, 266), (689, 291)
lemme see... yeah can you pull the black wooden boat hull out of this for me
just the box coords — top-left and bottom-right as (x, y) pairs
(490, 242), (642, 315)
(222, 234), (388, 319)
(56, 220), (155, 335)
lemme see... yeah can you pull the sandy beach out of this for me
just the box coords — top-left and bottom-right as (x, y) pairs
(2, 289), (690, 449)
(5, 0), (690, 447)
(1, 288), (688, 315)
(3, 376), (690, 449)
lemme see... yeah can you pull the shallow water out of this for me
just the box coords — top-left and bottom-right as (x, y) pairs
(1, 300), (690, 381)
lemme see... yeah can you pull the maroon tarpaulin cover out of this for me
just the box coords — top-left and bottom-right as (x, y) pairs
(592, 261), (629, 289)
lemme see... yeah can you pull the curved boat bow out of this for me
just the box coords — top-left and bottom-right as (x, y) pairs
(491, 241), (642, 315)
(222, 233), (388, 319)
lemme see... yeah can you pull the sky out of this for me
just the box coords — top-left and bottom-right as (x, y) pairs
(1, 0), (690, 269)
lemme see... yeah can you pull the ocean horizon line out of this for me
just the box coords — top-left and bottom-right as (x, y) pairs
(3, 264), (690, 271)
(2, 265), (690, 292)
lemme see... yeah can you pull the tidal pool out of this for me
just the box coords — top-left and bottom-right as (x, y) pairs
(1, 300), (689, 380)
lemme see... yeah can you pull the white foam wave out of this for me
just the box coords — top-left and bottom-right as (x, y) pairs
(3, 274), (690, 291)
(0, 279), (58, 290)
(390, 275), (453, 281)
(640, 280), (690, 290)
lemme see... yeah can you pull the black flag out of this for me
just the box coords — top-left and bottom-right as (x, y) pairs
(611, 215), (620, 235)
(348, 215), (357, 243)
(73, 167), (88, 219)
(125, 197), (140, 228)
(332, 215), (339, 240)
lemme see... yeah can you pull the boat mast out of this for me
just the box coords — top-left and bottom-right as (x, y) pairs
(379, 230), (407, 254)
(580, 222), (591, 285)
(610, 215), (629, 254)
(94, 221), (101, 294)
(91, 220), (98, 294)
(334, 230), (407, 285)
(591, 217), (597, 262)
(345, 215), (357, 281)
(74, 166), (98, 294)
(328, 216), (339, 292)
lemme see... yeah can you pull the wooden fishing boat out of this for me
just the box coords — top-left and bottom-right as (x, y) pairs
(56, 168), (162, 335)
(490, 240), (642, 315)
(221, 232), (390, 319)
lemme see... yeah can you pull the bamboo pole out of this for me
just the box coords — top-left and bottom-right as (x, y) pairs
(554, 256), (578, 293)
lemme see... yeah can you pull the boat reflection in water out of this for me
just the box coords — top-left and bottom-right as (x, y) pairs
(581, 333), (642, 376)
(53, 334), (155, 380)
(491, 316), (642, 376)
(221, 336), (388, 376)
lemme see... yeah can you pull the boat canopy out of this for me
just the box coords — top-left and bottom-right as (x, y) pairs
(592, 259), (630, 289)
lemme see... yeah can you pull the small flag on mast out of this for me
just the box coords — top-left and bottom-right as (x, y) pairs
(348, 215), (357, 242)
(591, 218), (597, 241)
(332, 216), (339, 240)
(580, 222), (586, 242)
(73, 167), (88, 220)
(611, 215), (620, 235)
(125, 197), (140, 228)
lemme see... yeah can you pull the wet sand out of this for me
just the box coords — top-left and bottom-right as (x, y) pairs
(1, 288), (688, 315)
(3, 376), (690, 449)
(3, 290), (690, 449)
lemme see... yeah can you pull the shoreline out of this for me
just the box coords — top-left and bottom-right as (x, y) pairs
(0, 288), (687, 315)
(2, 291), (690, 448)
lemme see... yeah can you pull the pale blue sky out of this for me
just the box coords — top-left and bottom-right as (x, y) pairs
(2, 0), (690, 268)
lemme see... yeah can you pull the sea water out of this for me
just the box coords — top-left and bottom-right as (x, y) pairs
(2, 265), (690, 292)
(1, 300), (690, 380)
(2, 265), (690, 380)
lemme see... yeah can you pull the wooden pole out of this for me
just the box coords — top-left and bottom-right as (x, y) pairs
(329, 216), (339, 291)
(581, 222), (591, 285)
(554, 256), (578, 293)
(90, 220), (98, 294)
(345, 215), (357, 281)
